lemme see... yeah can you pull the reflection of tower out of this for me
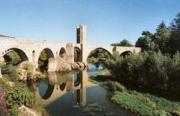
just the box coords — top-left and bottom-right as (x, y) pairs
(66, 74), (74, 92)
(76, 25), (86, 62)
(77, 71), (88, 107)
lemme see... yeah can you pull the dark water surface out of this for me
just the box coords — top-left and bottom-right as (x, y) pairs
(33, 65), (135, 116)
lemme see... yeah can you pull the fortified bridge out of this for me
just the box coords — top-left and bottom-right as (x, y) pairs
(0, 25), (141, 71)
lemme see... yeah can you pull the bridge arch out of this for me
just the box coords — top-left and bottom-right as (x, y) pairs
(59, 47), (66, 59)
(38, 48), (55, 72)
(120, 51), (132, 58)
(86, 47), (112, 63)
(3, 48), (29, 65)
(74, 47), (81, 62)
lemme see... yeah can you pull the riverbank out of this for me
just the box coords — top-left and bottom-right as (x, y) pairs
(111, 90), (180, 116)
(0, 77), (47, 116)
(89, 70), (180, 116)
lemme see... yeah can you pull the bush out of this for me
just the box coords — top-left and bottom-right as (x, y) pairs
(106, 81), (126, 92)
(3, 82), (35, 116)
(1, 64), (18, 81)
(106, 51), (180, 99)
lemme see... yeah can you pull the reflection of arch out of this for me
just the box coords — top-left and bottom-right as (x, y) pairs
(59, 83), (66, 91)
(120, 51), (132, 58)
(39, 83), (54, 100)
(74, 47), (81, 62)
(59, 47), (66, 58)
(87, 47), (112, 62)
(74, 73), (81, 87)
(3, 48), (28, 64)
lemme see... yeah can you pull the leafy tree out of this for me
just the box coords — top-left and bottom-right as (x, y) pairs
(169, 13), (180, 54)
(152, 22), (171, 53)
(112, 39), (133, 47)
(38, 50), (48, 72)
(106, 51), (180, 99)
(135, 31), (153, 51)
(3, 51), (21, 65)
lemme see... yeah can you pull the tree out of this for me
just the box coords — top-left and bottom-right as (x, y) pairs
(4, 50), (21, 65)
(169, 13), (180, 54)
(135, 31), (153, 51)
(112, 39), (133, 47)
(152, 22), (171, 53)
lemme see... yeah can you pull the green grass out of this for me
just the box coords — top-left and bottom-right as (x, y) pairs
(111, 90), (180, 116)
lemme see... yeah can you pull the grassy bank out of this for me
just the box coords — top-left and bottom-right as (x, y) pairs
(111, 90), (180, 116)
(90, 73), (180, 116)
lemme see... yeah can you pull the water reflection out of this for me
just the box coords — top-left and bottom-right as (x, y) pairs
(27, 69), (134, 116)
(35, 71), (88, 107)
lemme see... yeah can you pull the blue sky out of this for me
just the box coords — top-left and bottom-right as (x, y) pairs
(0, 0), (180, 44)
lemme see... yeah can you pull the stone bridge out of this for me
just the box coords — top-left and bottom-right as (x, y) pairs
(0, 25), (141, 71)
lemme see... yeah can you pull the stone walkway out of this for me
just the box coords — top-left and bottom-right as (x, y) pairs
(0, 84), (8, 116)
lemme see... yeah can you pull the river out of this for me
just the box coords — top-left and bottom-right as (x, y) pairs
(30, 64), (135, 116)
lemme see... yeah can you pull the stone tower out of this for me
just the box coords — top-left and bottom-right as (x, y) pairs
(76, 25), (86, 44)
(76, 25), (86, 62)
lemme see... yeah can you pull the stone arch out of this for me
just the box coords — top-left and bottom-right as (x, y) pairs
(74, 47), (81, 62)
(42, 48), (54, 58)
(86, 47), (112, 63)
(38, 48), (54, 71)
(120, 51), (132, 58)
(3, 48), (28, 65)
(59, 47), (66, 59)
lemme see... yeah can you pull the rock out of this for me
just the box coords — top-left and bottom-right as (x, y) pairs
(17, 69), (28, 80)
(18, 105), (41, 116)
(71, 62), (80, 70)
(16, 61), (36, 80)
(8, 81), (14, 87)
(60, 62), (72, 71)
(48, 57), (72, 72)
(77, 62), (87, 70)
(48, 56), (87, 72)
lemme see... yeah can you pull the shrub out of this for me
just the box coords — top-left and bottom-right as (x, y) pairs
(106, 51), (180, 98)
(3, 82), (35, 116)
(1, 64), (18, 81)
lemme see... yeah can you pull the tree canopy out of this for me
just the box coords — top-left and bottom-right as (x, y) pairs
(112, 39), (133, 47)
(135, 13), (180, 54)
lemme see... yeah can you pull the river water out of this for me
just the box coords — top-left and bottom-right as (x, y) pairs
(31, 64), (134, 116)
